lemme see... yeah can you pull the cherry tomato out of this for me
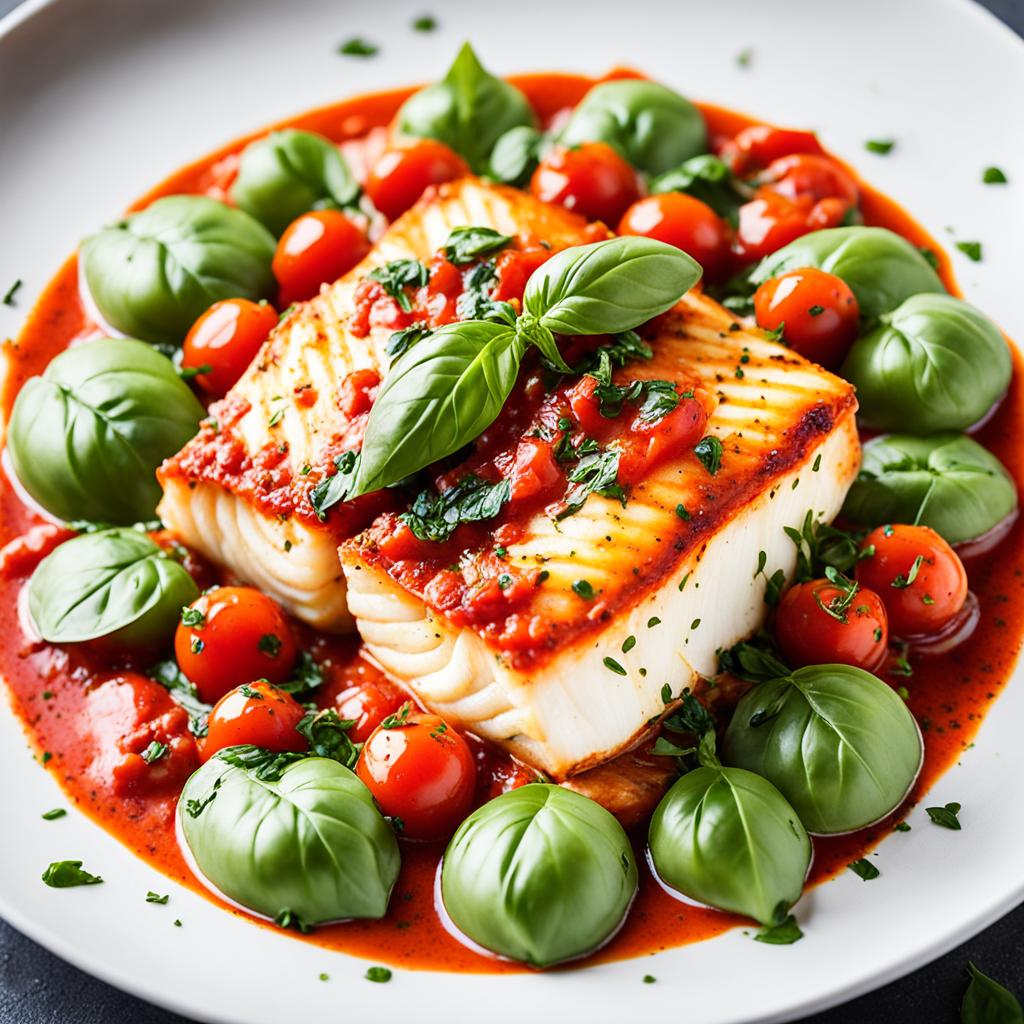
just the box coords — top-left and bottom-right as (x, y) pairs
(364, 140), (469, 221)
(273, 209), (370, 307)
(774, 577), (889, 672)
(531, 143), (640, 225)
(720, 125), (824, 175)
(734, 189), (847, 262)
(760, 154), (859, 207)
(754, 267), (860, 367)
(618, 193), (730, 280)
(335, 679), (407, 743)
(182, 298), (278, 397)
(201, 680), (306, 761)
(855, 525), (968, 637)
(356, 708), (476, 840)
(175, 586), (298, 705)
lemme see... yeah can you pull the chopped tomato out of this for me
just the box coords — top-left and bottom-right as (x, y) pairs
(719, 125), (824, 175)
(568, 374), (611, 437)
(182, 298), (279, 397)
(356, 708), (476, 840)
(618, 193), (730, 280)
(509, 437), (561, 502)
(734, 188), (848, 262)
(759, 154), (859, 208)
(616, 391), (710, 484)
(335, 677), (407, 743)
(174, 586), (298, 704)
(273, 209), (370, 307)
(338, 367), (381, 418)
(754, 267), (860, 367)
(200, 680), (306, 761)
(492, 246), (552, 303)
(531, 143), (640, 225)
(856, 525), (969, 637)
(364, 140), (469, 221)
(774, 577), (889, 672)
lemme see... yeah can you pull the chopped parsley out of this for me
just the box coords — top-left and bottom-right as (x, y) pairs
(365, 966), (393, 983)
(180, 606), (205, 627)
(693, 435), (723, 475)
(558, 446), (624, 518)
(41, 860), (103, 888)
(603, 656), (627, 676)
(754, 915), (802, 945)
(848, 858), (880, 880)
(41, 808), (66, 821)
(736, 48), (753, 68)
(310, 450), (361, 520)
(258, 633), (283, 657)
(956, 240), (983, 262)
(675, 503), (691, 522)
(894, 821), (911, 832)
(367, 259), (429, 312)
(864, 139), (896, 155)
(982, 166), (1008, 184)
(3, 279), (23, 306)
(891, 555), (924, 589)
(296, 708), (359, 770)
(647, 617), (661, 628)
(643, 974), (657, 984)
(146, 891), (170, 904)
(140, 741), (169, 764)
(572, 579), (595, 600)
(443, 226), (512, 265)
(622, 635), (636, 653)
(411, 14), (437, 31)
(381, 703), (413, 729)
(926, 801), (962, 830)
(808, 304), (825, 317)
(402, 475), (511, 543)
(338, 37), (378, 57)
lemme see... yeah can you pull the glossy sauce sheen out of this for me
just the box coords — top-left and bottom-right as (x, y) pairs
(1, 72), (1022, 972)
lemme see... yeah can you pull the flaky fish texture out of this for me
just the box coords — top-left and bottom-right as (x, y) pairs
(157, 179), (591, 630)
(341, 294), (860, 778)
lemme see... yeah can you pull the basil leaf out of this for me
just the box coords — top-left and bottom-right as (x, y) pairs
(755, 915), (803, 945)
(962, 963), (1024, 1024)
(295, 709), (359, 770)
(309, 449), (360, 520)
(28, 529), (199, 647)
(149, 658), (211, 737)
(402, 475), (511, 542)
(455, 260), (514, 322)
(41, 860), (103, 887)
(558, 446), (624, 518)
(488, 125), (544, 187)
(367, 259), (428, 313)
(649, 154), (744, 221)
(386, 322), (432, 363)
(523, 237), (701, 336)
(395, 43), (534, 172)
(444, 226), (512, 265)
(352, 321), (524, 496)
(694, 435), (723, 475)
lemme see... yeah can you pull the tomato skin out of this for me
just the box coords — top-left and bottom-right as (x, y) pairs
(364, 140), (469, 221)
(182, 298), (279, 397)
(174, 586), (298, 705)
(335, 679), (407, 743)
(734, 189), (848, 262)
(720, 125), (824, 175)
(201, 681), (306, 761)
(774, 579), (889, 672)
(531, 143), (640, 225)
(760, 154), (859, 208)
(356, 712), (476, 841)
(855, 525), (968, 637)
(273, 210), (370, 307)
(754, 267), (861, 367)
(617, 193), (730, 280)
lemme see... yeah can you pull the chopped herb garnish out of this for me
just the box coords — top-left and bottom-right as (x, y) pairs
(694, 436), (723, 475)
(736, 48), (753, 68)
(146, 891), (170, 904)
(180, 606), (205, 628)
(892, 555), (924, 589)
(603, 656), (627, 676)
(41, 860), (103, 888)
(865, 139), (896, 155)
(367, 259), (429, 312)
(41, 808), (66, 821)
(558, 445), (624, 518)
(982, 166), (1008, 184)
(848, 858), (880, 880)
(3, 279), (23, 305)
(258, 633), (283, 657)
(643, 974), (657, 984)
(675, 503), (691, 522)
(309, 449), (361, 520)
(411, 14), (437, 31)
(402, 474), (511, 543)
(296, 708), (359, 770)
(894, 821), (911, 832)
(648, 617), (662, 628)
(140, 740), (169, 764)
(926, 801), (962, 830)
(338, 37), (378, 57)
(365, 966), (392, 983)
(381, 702), (413, 729)
(622, 635), (636, 654)
(572, 579), (595, 600)
(444, 226), (512, 265)
(41, 751), (53, 764)
(755, 915), (802, 945)
(808, 304), (825, 317)
(41, 691), (54, 701)
(956, 240), (983, 262)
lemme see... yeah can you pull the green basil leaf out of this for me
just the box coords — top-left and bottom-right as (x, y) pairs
(694, 435), (723, 475)
(402, 474), (511, 542)
(28, 528), (199, 647)
(842, 432), (1017, 545)
(309, 449), (360, 520)
(179, 755), (399, 923)
(441, 785), (637, 967)
(841, 293), (1011, 434)
(81, 195), (276, 347)
(386, 322), (432, 363)
(649, 154), (744, 221)
(395, 43), (534, 172)
(352, 321), (524, 496)
(523, 236), (701, 336)
(444, 226), (513, 265)
(557, 445), (624, 518)
(755, 915), (803, 945)
(488, 125), (545, 187)
(41, 860), (103, 888)
(723, 665), (923, 834)
(231, 129), (360, 236)
(962, 963), (1024, 1024)
(367, 259), (429, 313)
(295, 709), (359, 770)
(649, 766), (811, 924)
(7, 338), (204, 525)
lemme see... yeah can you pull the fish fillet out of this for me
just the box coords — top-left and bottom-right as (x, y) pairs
(157, 179), (593, 630)
(341, 295), (860, 778)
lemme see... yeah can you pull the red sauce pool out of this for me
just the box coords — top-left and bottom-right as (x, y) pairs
(1, 70), (1021, 973)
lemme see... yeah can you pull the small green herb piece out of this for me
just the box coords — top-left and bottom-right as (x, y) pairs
(648, 617), (662, 628)
(382, 702), (413, 729)
(41, 808), (66, 821)
(808, 304), (825, 317)
(146, 891), (170, 904)
(42, 860), (103, 888)
(180, 606), (204, 628)
(258, 633), (283, 657)
(411, 14), (437, 31)
(736, 48), (753, 68)
(865, 139), (896, 155)
(338, 37), (378, 57)
(622, 635), (636, 653)
(366, 966), (392, 983)
(848, 858), (880, 880)
(694, 436), (723, 475)
(3, 279), (23, 305)
(754, 915), (802, 945)
(892, 555), (924, 589)
(296, 708), (359, 770)
(675, 503), (691, 522)
(643, 974), (657, 984)
(386, 323), (432, 363)
(174, 919), (182, 927)
(651, 736), (695, 758)
(572, 579), (595, 600)
(894, 821), (911, 832)
(309, 449), (361, 521)
(367, 259), (429, 312)
(982, 166), (1008, 185)
(961, 962), (1023, 1023)
(444, 226), (512, 265)
(141, 740), (169, 764)
(319, 972), (330, 982)
(926, 801), (962, 830)
(956, 241), (983, 262)
(603, 656), (627, 676)
(558, 445), (624, 519)
(41, 751), (53, 764)
(402, 475), (511, 543)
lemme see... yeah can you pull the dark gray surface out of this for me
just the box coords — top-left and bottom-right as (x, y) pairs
(1, 0), (1022, 1021)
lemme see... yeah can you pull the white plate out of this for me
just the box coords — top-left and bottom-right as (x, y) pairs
(1, 1), (1022, 1021)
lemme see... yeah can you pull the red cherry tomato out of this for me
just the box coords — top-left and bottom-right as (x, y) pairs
(201, 680), (306, 762)
(182, 298), (278, 398)
(531, 143), (640, 225)
(356, 709), (476, 840)
(855, 525), (968, 637)
(364, 140), (469, 221)
(754, 267), (861, 367)
(618, 193), (730, 280)
(760, 154), (859, 208)
(174, 586), (298, 705)
(774, 577), (889, 672)
(335, 679), (407, 743)
(734, 189), (848, 262)
(720, 125), (824, 175)
(273, 209), (370, 307)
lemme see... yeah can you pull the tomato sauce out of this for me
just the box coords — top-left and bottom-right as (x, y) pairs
(0, 70), (1020, 973)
